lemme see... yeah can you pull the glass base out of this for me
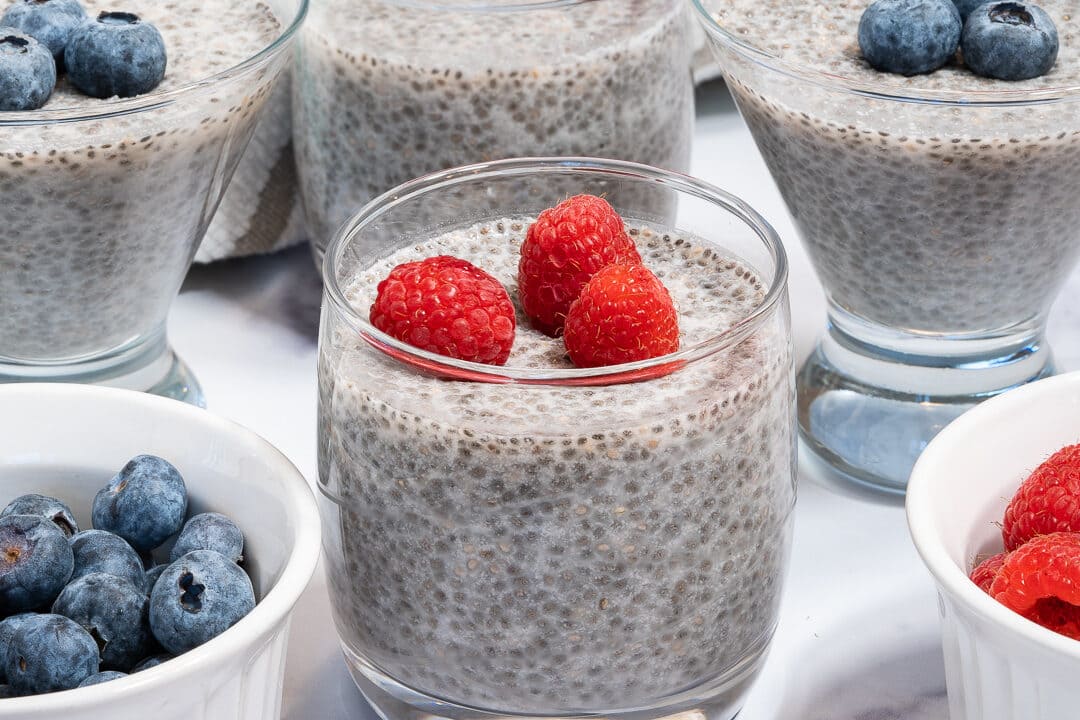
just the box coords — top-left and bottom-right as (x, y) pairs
(145, 352), (205, 407)
(0, 332), (204, 407)
(339, 635), (770, 720)
(798, 313), (1055, 494)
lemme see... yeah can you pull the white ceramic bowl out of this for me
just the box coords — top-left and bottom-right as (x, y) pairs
(907, 372), (1080, 720)
(0, 384), (321, 719)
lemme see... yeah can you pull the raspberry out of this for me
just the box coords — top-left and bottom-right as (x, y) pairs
(562, 263), (679, 369)
(989, 532), (1080, 616)
(518, 194), (641, 337)
(970, 551), (1008, 593)
(1002, 442), (1080, 551)
(1025, 598), (1080, 640)
(369, 255), (516, 365)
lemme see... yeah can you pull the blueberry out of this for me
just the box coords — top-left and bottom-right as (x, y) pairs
(145, 563), (167, 590)
(953, 0), (988, 19)
(5, 614), (98, 694)
(64, 11), (165, 99)
(0, 684), (15, 697)
(0, 515), (73, 614)
(858, 0), (962, 75)
(91, 455), (187, 552)
(130, 653), (170, 672)
(149, 550), (255, 655)
(962, 1), (1058, 80)
(0, 0), (86, 63)
(1, 494), (77, 538)
(77, 670), (126, 687)
(170, 513), (244, 565)
(70, 529), (145, 591)
(52, 573), (154, 671)
(0, 28), (54, 110)
(0, 613), (34, 683)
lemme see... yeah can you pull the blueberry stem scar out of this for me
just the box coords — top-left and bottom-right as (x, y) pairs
(0, 36), (30, 54)
(990, 3), (1034, 25)
(98, 10), (139, 24)
(178, 571), (205, 611)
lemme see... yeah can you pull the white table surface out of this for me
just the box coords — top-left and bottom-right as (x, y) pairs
(170, 79), (1080, 720)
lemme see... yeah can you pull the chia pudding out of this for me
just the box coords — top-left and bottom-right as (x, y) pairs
(0, 0), (286, 363)
(703, 0), (1080, 334)
(293, 0), (695, 259)
(318, 219), (795, 712)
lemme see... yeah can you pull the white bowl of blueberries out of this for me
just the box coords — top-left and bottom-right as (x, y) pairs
(0, 384), (321, 719)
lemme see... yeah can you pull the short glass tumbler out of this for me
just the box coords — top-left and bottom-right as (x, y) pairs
(318, 158), (796, 720)
(0, 0), (306, 405)
(293, 0), (695, 267)
(694, 0), (1080, 492)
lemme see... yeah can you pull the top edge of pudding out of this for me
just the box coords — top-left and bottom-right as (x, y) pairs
(308, 0), (685, 71)
(332, 216), (780, 383)
(698, 0), (1080, 101)
(0, 0), (299, 122)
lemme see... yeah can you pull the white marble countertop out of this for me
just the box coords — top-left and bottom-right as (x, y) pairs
(169, 79), (1080, 720)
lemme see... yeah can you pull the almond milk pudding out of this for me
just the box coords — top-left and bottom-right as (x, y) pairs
(318, 215), (795, 714)
(704, 0), (1080, 334)
(293, 0), (695, 263)
(0, 0), (290, 398)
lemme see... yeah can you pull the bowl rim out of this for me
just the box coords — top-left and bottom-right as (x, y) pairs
(0, 384), (322, 709)
(906, 371), (1080, 660)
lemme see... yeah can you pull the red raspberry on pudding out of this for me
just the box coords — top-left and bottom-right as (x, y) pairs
(518, 194), (641, 337)
(369, 255), (516, 365)
(562, 263), (679, 368)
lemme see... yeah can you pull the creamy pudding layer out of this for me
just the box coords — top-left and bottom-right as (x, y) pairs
(294, 0), (694, 251)
(319, 220), (795, 712)
(0, 0), (282, 362)
(709, 0), (1080, 333)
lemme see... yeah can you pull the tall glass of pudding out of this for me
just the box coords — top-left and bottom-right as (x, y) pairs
(0, 0), (307, 405)
(293, 0), (696, 268)
(694, 0), (1080, 492)
(318, 158), (796, 720)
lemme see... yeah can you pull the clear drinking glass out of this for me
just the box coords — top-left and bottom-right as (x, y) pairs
(0, 0), (307, 405)
(694, 0), (1080, 492)
(293, 0), (696, 268)
(318, 157), (796, 720)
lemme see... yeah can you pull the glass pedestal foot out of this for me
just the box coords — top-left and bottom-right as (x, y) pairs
(0, 333), (205, 408)
(798, 321), (1054, 494)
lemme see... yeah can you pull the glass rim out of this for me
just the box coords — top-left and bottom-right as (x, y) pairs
(0, 0), (308, 126)
(691, 0), (1080, 107)
(322, 156), (789, 384)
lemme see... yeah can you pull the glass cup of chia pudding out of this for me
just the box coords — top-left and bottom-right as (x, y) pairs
(0, 0), (307, 405)
(292, 0), (696, 269)
(318, 157), (796, 720)
(694, 0), (1080, 492)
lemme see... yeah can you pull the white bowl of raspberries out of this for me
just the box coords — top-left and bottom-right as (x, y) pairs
(907, 371), (1080, 720)
(0, 384), (320, 719)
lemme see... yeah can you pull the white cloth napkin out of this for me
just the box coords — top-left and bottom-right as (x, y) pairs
(194, 72), (308, 263)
